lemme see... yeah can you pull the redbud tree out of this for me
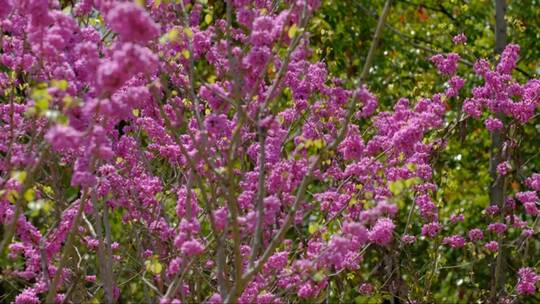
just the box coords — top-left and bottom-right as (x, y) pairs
(0, 0), (539, 303)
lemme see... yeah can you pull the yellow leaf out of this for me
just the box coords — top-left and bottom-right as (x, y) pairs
(151, 262), (162, 274)
(11, 171), (27, 183)
(24, 188), (35, 202)
(204, 14), (213, 24)
(313, 271), (325, 282)
(288, 24), (298, 39)
(89, 297), (101, 304)
(169, 28), (180, 41)
(32, 86), (52, 112)
(183, 27), (193, 38)
(312, 139), (324, 149)
(42, 185), (54, 195)
(321, 231), (330, 241)
(25, 107), (37, 117)
(308, 222), (318, 234)
(145, 258), (163, 274)
(404, 177), (421, 188)
(406, 163), (417, 171)
(7, 190), (19, 204)
(278, 115), (285, 125)
(35, 98), (49, 111)
(182, 49), (190, 59)
(51, 79), (68, 91)
(267, 62), (275, 76)
(62, 95), (73, 107)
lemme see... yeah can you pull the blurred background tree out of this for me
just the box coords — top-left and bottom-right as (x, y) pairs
(307, 0), (540, 302)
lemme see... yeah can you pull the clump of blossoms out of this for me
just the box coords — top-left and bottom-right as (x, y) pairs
(516, 267), (540, 295)
(0, 0), (539, 303)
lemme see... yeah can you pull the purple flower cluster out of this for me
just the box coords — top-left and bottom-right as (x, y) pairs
(106, 2), (160, 43)
(463, 44), (540, 126)
(452, 33), (467, 44)
(431, 53), (460, 75)
(516, 268), (540, 295)
(369, 218), (395, 246)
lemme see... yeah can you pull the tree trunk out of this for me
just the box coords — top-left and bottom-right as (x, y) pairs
(489, 0), (507, 302)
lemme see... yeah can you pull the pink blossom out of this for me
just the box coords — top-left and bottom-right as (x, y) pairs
(485, 117), (503, 132)
(430, 53), (460, 75)
(369, 218), (395, 246)
(359, 283), (374, 295)
(442, 235), (466, 248)
(485, 241), (499, 252)
(401, 234), (416, 245)
(0, 0), (13, 19)
(516, 267), (540, 295)
(487, 222), (507, 234)
(468, 229), (484, 242)
(526, 173), (540, 191)
(106, 2), (160, 43)
(452, 33), (467, 44)
(421, 222), (442, 239)
(180, 239), (205, 256)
